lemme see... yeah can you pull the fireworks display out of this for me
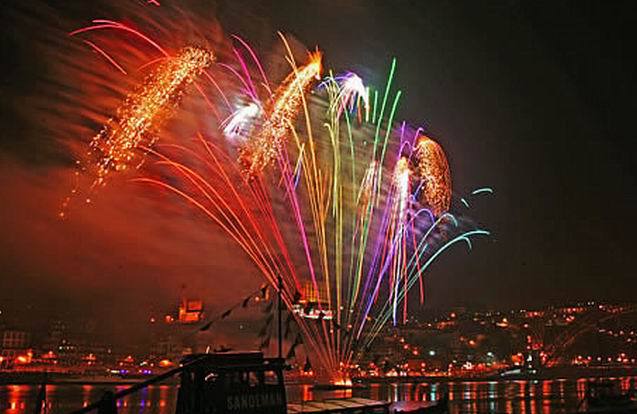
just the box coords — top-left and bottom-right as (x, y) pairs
(64, 6), (491, 383)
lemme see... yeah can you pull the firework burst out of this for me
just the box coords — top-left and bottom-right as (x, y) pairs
(413, 134), (452, 217)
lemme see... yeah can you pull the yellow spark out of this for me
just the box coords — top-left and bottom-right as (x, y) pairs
(239, 52), (322, 177)
(89, 46), (214, 188)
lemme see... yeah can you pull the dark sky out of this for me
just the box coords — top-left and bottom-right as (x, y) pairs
(0, 0), (635, 338)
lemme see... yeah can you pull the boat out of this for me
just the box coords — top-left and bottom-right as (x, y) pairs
(176, 352), (288, 414)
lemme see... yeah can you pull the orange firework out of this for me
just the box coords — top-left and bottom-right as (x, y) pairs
(413, 134), (452, 216)
(394, 157), (411, 222)
(239, 51), (322, 177)
(88, 47), (213, 189)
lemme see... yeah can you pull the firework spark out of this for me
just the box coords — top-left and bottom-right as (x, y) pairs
(238, 51), (322, 177)
(413, 134), (452, 216)
(221, 101), (262, 141)
(322, 72), (369, 120)
(87, 47), (213, 188)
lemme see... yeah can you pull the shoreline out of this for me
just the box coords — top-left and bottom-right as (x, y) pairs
(2, 367), (637, 386)
(354, 366), (637, 384)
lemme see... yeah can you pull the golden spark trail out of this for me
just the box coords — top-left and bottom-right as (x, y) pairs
(88, 47), (213, 189)
(239, 52), (322, 177)
(391, 157), (411, 324)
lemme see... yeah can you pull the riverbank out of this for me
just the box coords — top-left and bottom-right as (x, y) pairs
(0, 371), (177, 385)
(3, 366), (637, 385)
(354, 366), (637, 384)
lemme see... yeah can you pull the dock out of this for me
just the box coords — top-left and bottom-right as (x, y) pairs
(287, 397), (390, 413)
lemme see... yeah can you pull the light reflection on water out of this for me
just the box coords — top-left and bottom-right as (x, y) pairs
(0, 384), (178, 414)
(0, 377), (635, 414)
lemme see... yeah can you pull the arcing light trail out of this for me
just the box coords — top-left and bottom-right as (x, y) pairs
(67, 13), (491, 382)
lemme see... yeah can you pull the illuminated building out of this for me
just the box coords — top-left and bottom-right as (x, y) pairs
(1, 330), (30, 349)
(165, 287), (205, 325)
(292, 282), (333, 320)
(0, 329), (32, 367)
(178, 298), (204, 324)
(150, 291), (207, 360)
(38, 319), (113, 368)
(41, 320), (67, 353)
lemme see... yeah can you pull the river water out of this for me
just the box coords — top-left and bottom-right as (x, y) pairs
(1, 377), (636, 413)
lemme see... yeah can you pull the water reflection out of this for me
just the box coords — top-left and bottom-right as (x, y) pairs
(0, 377), (635, 414)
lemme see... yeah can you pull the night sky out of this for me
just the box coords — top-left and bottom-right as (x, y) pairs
(0, 1), (635, 340)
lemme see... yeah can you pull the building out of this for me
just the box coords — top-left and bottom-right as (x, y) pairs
(178, 298), (204, 324)
(0, 329), (32, 368)
(2, 330), (30, 349)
